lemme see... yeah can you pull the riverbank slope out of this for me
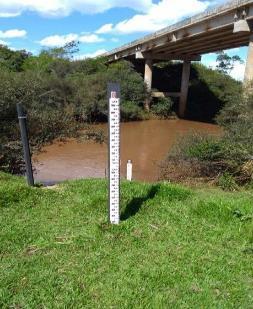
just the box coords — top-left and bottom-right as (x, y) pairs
(0, 172), (252, 307)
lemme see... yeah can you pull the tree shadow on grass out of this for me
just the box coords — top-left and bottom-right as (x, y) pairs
(121, 184), (160, 221)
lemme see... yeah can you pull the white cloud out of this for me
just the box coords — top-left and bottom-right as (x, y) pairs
(0, 0), (152, 17)
(229, 62), (245, 81)
(39, 33), (79, 47)
(0, 12), (20, 17)
(0, 29), (26, 38)
(0, 39), (8, 45)
(96, 0), (210, 34)
(39, 33), (104, 47)
(75, 48), (107, 60)
(204, 59), (245, 81)
(96, 24), (113, 34)
(79, 34), (104, 43)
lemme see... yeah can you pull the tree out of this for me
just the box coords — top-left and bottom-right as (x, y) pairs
(42, 41), (79, 60)
(22, 41), (80, 77)
(215, 51), (243, 75)
(22, 53), (54, 74)
(0, 45), (30, 72)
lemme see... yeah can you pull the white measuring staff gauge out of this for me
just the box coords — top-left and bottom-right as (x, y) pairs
(108, 88), (120, 224)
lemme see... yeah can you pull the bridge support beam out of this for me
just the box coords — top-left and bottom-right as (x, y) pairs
(144, 58), (153, 111)
(179, 60), (191, 118)
(244, 34), (253, 86)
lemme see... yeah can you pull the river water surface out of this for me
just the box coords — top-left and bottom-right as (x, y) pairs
(34, 119), (220, 183)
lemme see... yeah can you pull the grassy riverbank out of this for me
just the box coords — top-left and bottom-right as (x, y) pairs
(0, 172), (252, 308)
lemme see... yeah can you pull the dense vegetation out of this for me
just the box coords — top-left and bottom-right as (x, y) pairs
(0, 172), (252, 307)
(158, 52), (252, 188)
(0, 43), (147, 174)
(0, 42), (248, 185)
(160, 89), (253, 188)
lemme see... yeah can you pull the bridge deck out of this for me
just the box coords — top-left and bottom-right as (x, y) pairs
(104, 0), (253, 61)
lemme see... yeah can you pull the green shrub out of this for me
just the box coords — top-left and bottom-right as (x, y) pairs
(0, 45), (30, 72)
(218, 173), (238, 191)
(0, 69), (85, 174)
(168, 133), (224, 161)
(159, 133), (226, 182)
(216, 91), (253, 168)
(106, 61), (147, 105)
(182, 133), (222, 161)
(151, 97), (174, 118)
(160, 88), (253, 185)
(68, 60), (148, 122)
(120, 101), (147, 121)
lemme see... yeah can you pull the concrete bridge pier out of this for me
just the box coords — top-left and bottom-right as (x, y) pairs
(144, 58), (153, 111)
(144, 58), (153, 90)
(244, 34), (253, 85)
(179, 60), (191, 118)
(142, 56), (192, 116)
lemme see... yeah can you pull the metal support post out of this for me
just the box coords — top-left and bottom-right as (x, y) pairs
(17, 103), (34, 186)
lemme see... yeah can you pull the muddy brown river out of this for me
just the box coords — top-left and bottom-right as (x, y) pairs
(34, 119), (221, 183)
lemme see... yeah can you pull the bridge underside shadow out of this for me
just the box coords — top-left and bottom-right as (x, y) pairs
(132, 61), (233, 123)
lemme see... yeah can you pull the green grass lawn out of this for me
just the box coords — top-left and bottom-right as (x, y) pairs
(0, 172), (252, 308)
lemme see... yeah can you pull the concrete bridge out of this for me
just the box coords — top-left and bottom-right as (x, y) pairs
(104, 0), (253, 117)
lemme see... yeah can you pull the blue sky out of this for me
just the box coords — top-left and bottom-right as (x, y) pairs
(0, 0), (247, 80)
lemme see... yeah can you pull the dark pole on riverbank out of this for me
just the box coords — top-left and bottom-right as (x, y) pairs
(17, 103), (34, 186)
